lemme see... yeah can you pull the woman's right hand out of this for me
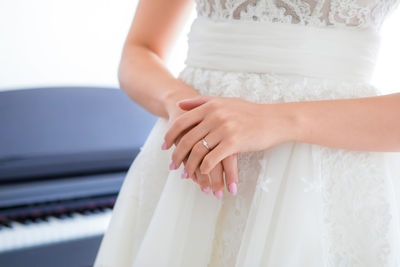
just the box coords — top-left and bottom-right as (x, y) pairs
(165, 100), (238, 199)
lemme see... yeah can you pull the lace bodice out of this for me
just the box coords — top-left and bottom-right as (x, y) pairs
(195, 0), (400, 31)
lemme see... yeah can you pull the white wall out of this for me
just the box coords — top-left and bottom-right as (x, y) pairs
(371, 7), (400, 94)
(0, 1), (399, 93)
(0, 0), (196, 91)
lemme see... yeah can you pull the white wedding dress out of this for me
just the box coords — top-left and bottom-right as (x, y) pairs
(94, 0), (400, 266)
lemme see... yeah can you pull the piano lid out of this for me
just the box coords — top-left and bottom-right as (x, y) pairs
(0, 87), (158, 183)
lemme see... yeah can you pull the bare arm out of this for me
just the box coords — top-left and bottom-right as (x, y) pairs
(119, 0), (239, 196)
(284, 92), (400, 152)
(118, 0), (199, 119)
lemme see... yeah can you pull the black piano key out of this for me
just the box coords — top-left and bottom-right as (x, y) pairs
(41, 216), (50, 222)
(1, 222), (12, 228)
(0, 194), (116, 222)
(81, 210), (92, 216)
(22, 219), (34, 225)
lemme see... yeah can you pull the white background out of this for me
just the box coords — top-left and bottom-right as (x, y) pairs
(0, 0), (399, 94)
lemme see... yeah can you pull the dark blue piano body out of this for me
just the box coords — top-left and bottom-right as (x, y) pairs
(0, 87), (157, 267)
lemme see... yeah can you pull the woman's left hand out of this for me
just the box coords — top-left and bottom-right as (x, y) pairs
(163, 95), (298, 177)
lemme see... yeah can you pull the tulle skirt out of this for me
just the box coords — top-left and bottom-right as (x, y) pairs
(93, 65), (400, 267)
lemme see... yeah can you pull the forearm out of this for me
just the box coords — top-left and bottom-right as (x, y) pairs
(283, 93), (400, 152)
(118, 44), (200, 119)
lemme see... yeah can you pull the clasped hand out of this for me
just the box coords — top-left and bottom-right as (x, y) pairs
(161, 95), (294, 200)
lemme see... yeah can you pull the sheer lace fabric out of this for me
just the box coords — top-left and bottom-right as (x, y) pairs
(195, 0), (400, 31)
(94, 65), (400, 267)
(177, 66), (400, 266)
(93, 1), (400, 266)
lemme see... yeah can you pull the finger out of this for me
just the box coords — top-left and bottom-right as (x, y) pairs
(171, 124), (195, 169)
(222, 153), (238, 196)
(177, 95), (213, 111)
(174, 128), (187, 147)
(196, 168), (211, 195)
(184, 140), (210, 179)
(209, 162), (224, 200)
(164, 105), (208, 150)
(184, 127), (224, 178)
(171, 119), (211, 170)
(181, 155), (198, 184)
(180, 156), (189, 179)
(200, 139), (236, 175)
(192, 171), (198, 184)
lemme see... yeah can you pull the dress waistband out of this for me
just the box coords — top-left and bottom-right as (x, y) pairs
(184, 17), (381, 82)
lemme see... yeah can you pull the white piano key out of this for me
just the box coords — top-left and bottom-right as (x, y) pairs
(0, 209), (112, 252)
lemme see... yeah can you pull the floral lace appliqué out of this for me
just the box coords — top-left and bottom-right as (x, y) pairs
(194, 0), (400, 31)
(300, 175), (323, 193)
(177, 65), (398, 266)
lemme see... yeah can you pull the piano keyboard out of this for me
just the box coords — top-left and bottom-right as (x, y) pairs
(0, 87), (154, 266)
(0, 208), (112, 252)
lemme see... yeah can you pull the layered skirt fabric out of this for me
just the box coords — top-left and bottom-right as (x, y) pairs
(94, 65), (400, 267)
(95, 16), (400, 267)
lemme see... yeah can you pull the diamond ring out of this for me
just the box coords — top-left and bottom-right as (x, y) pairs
(202, 138), (210, 150)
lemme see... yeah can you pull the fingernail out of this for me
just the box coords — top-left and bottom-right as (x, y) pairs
(228, 183), (237, 196)
(214, 190), (223, 200)
(176, 98), (189, 106)
(169, 161), (176, 170)
(181, 169), (188, 179)
(161, 141), (167, 150)
(202, 186), (210, 195)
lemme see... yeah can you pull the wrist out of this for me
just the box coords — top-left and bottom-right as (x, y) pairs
(257, 101), (303, 143)
(162, 83), (201, 117)
(278, 101), (304, 143)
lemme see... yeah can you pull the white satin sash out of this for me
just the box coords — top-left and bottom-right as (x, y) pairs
(185, 17), (381, 82)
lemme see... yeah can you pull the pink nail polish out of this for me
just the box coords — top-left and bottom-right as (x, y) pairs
(215, 190), (223, 200)
(202, 186), (210, 195)
(169, 161), (176, 170)
(161, 141), (167, 150)
(181, 169), (188, 179)
(228, 183), (237, 196)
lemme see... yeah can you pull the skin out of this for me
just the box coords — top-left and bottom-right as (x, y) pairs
(118, 0), (238, 199)
(164, 93), (400, 178)
(120, 0), (400, 200)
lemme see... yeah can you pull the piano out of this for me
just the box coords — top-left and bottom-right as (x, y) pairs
(0, 87), (157, 267)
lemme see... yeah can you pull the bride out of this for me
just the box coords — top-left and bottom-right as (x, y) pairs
(94, 0), (400, 266)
